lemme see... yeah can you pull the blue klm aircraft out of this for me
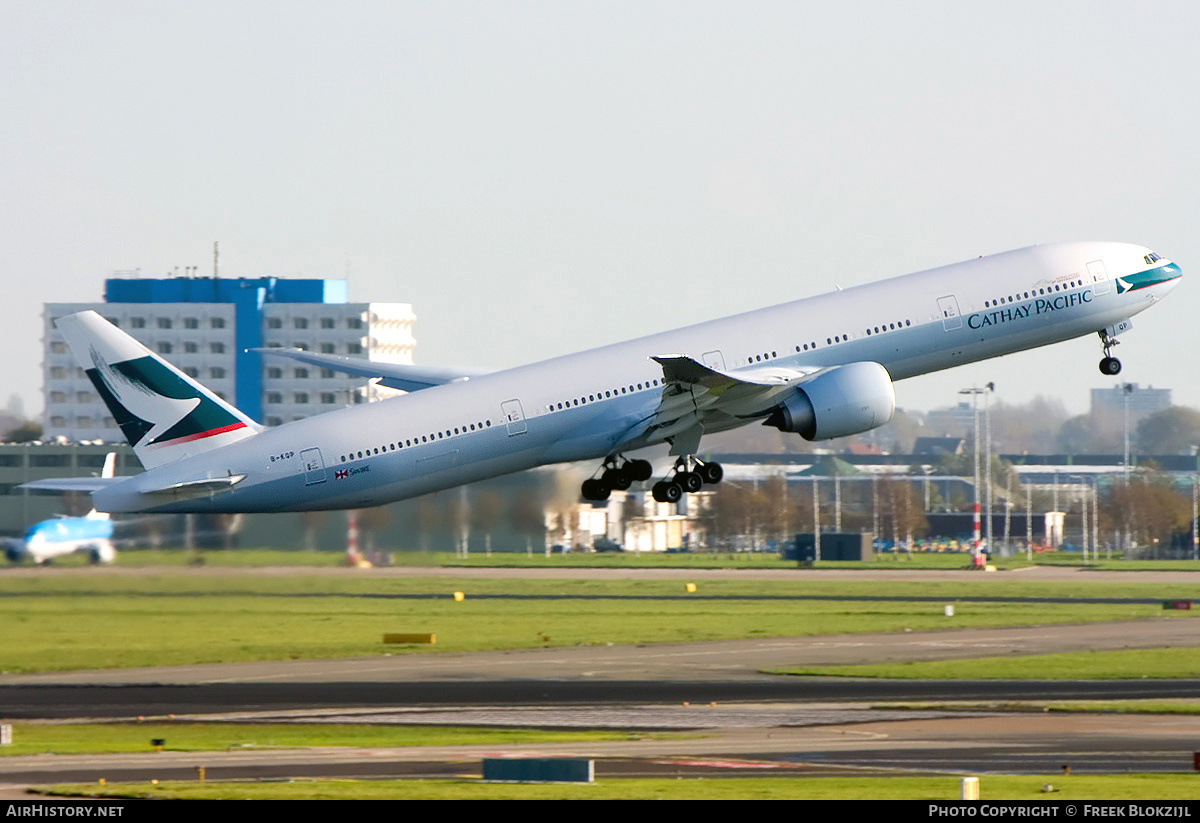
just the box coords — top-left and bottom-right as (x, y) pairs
(7, 453), (117, 563)
(28, 242), (1181, 513)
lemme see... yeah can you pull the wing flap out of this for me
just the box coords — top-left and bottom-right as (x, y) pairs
(617, 355), (814, 455)
(139, 474), (246, 495)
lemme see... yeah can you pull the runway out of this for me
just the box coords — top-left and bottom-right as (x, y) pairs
(3, 707), (1199, 787)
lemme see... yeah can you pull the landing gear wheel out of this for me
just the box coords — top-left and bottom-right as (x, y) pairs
(652, 480), (683, 503)
(581, 478), (611, 501)
(1099, 356), (1122, 376)
(602, 466), (633, 491)
(698, 462), (724, 485)
(676, 471), (703, 493)
(626, 459), (653, 482)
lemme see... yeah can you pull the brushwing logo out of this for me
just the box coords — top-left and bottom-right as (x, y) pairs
(86, 347), (246, 448)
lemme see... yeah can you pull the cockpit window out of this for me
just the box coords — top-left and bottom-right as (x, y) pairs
(1144, 252), (1162, 265)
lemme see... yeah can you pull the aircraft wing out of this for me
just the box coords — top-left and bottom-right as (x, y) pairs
(625, 355), (814, 455)
(253, 348), (490, 392)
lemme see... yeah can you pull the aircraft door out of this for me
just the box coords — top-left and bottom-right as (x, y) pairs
(936, 295), (963, 331)
(1087, 260), (1112, 295)
(702, 350), (726, 371)
(300, 448), (327, 485)
(501, 399), (527, 436)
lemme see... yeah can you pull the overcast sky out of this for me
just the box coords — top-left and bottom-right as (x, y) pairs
(2, 1), (1197, 421)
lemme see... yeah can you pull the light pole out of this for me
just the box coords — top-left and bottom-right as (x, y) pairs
(959, 385), (991, 560)
(1193, 475), (1198, 562)
(1123, 383), (1134, 481)
(1191, 446), (1199, 562)
(1051, 471), (1060, 550)
(1025, 478), (1033, 562)
(834, 470), (842, 533)
(1003, 470), (1012, 555)
(871, 475), (879, 544)
(1070, 475), (1087, 563)
(811, 475), (820, 562)
(984, 382), (994, 556)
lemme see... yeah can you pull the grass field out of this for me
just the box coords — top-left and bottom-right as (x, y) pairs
(39, 773), (1200, 800)
(0, 574), (1195, 672)
(0, 723), (654, 756)
(900, 700), (1200, 714)
(775, 647), (1200, 680)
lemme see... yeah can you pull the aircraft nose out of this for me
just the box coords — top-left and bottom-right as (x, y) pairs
(1160, 261), (1183, 292)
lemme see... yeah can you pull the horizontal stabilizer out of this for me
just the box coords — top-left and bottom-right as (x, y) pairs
(19, 477), (125, 494)
(253, 348), (489, 393)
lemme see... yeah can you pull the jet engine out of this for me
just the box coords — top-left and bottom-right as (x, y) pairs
(763, 361), (895, 440)
(4, 542), (25, 564)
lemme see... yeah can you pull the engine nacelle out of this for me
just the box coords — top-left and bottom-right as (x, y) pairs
(764, 361), (895, 440)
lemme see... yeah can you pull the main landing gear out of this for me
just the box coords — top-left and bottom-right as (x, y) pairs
(1098, 330), (1122, 376)
(650, 457), (723, 503)
(579, 457), (724, 502)
(581, 458), (653, 502)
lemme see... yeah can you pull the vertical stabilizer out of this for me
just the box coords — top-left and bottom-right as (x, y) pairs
(55, 311), (261, 470)
(84, 452), (118, 521)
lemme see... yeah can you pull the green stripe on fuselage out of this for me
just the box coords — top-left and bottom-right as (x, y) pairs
(1115, 262), (1182, 295)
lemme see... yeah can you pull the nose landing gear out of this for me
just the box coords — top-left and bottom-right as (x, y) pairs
(1098, 330), (1122, 375)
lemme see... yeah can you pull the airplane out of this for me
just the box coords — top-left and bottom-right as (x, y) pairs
(7, 453), (118, 564)
(30, 241), (1181, 513)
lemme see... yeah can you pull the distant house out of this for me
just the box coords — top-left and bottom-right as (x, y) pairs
(913, 437), (966, 456)
(847, 443), (884, 456)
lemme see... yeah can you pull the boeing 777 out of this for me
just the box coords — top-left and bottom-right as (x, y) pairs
(34, 242), (1181, 513)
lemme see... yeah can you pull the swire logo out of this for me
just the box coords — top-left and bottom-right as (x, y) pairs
(335, 469), (348, 480)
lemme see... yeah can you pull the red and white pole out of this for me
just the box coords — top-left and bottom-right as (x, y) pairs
(346, 510), (360, 566)
(973, 502), (982, 564)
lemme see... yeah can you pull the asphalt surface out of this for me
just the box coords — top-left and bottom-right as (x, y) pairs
(2, 565), (1199, 792)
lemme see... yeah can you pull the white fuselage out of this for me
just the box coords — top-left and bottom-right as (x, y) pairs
(93, 241), (1181, 513)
